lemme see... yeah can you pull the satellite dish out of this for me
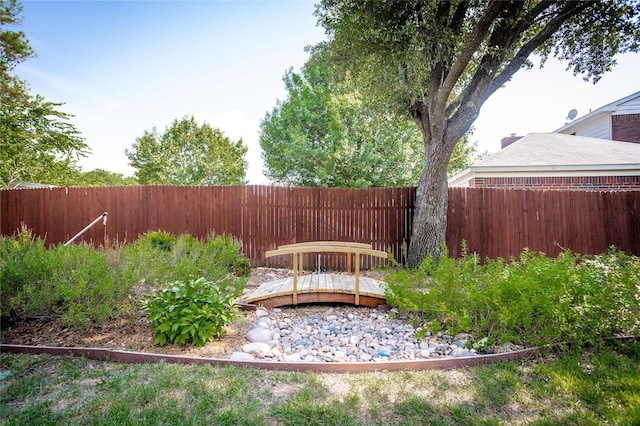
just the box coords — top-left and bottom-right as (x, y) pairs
(567, 109), (578, 120)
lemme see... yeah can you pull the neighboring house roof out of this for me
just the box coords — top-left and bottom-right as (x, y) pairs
(448, 133), (640, 187)
(1, 180), (58, 189)
(554, 90), (640, 137)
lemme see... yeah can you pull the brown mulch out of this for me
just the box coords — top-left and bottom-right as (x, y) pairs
(0, 305), (256, 360)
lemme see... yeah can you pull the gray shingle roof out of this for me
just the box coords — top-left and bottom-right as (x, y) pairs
(473, 133), (640, 169)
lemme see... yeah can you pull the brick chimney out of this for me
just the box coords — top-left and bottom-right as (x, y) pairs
(501, 134), (523, 149)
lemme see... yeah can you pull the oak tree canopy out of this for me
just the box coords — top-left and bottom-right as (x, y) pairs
(314, 0), (640, 266)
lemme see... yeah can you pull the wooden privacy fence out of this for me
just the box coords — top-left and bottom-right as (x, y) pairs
(1, 186), (638, 267)
(0, 186), (414, 269)
(446, 187), (639, 259)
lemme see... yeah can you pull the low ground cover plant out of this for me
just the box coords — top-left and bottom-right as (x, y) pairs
(0, 228), (249, 341)
(385, 243), (640, 352)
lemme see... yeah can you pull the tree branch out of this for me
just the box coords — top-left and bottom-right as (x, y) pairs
(446, 1), (592, 146)
(438, 1), (505, 109)
(490, 1), (593, 92)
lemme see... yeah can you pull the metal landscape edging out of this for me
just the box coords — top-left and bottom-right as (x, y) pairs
(1, 344), (542, 373)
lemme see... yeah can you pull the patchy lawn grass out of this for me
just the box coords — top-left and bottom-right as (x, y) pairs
(1, 341), (638, 425)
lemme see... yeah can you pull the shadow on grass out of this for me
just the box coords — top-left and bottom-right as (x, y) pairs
(269, 380), (360, 426)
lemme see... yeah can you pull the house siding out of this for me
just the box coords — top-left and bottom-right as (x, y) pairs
(612, 113), (640, 143)
(557, 113), (611, 139)
(470, 175), (640, 191)
(616, 95), (640, 113)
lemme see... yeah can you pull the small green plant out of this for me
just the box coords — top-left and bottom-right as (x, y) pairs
(473, 337), (490, 352)
(144, 231), (176, 252)
(424, 319), (442, 336)
(141, 277), (239, 346)
(414, 327), (428, 340)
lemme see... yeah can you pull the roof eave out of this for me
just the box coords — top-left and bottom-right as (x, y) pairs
(553, 90), (640, 133)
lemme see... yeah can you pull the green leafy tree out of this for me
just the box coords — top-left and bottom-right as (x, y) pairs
(261, 60), (423, 187)
(125, 116), (248, 185)
(314, 0), (640, 267)
(1, 0), (88, 188)
(79, 169), (137, 187)
(0, 0), (31, 104)
(262, 59), (483, 187)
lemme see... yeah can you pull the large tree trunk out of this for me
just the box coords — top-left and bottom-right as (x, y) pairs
(407, 125), (455, 268)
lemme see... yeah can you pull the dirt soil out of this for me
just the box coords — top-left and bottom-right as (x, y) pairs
(0, 268), (387, 359)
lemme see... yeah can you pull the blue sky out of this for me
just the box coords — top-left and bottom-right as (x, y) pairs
(15, 1), (640, 184)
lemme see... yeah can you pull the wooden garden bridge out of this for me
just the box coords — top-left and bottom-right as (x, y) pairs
(244, 241), (388, 308)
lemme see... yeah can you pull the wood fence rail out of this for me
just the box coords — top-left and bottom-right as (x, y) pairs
(1, 185), (638, 268)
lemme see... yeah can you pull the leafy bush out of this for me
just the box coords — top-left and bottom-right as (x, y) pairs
(0, 226), (55, 319)
(141, 277), (239, 346)
(51, 244), (131, 328)
(0, 226), (132, 328)
(144, 231), (176, 252)
(1, 227), (248, 337)
(119, 232), (250, 296)
(385, 244), (640, 352)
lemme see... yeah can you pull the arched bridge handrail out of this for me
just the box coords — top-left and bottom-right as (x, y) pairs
(277, 241), (374, 250)
(265, 241), (388, 305)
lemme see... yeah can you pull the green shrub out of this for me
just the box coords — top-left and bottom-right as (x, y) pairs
(119, 231), (249, 296)
(0, 226), (55, 319)
(202, 233), (252, 277)
(144, 231), (176, 252)
(141, 277), (239, 346)
(50, 244), (131, 328)
(385, 244), (640, 352)
(1, 227), (248, 333)
(0, 227), (133, 329)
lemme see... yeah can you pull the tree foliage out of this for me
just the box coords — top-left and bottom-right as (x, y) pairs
(261, 58), (483, 187)
(1, 94), (88, 188)
(314, 0), (640, 266)
(0, 0), (31, 104)
(261, 60), (422, 187)
(78, 169), (137, 187)
(125, 116), (248, 186)
(0, 0), (88, 188)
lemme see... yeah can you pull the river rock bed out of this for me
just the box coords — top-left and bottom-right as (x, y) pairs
(231, 305), (522, 363)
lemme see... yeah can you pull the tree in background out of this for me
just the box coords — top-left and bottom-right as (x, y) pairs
(0, 0), (89, 188)
(0, 0), (30, 104)
(261, 61), (421, 187)
(314, 0), (640, 267)
(261, 59), (484, 187)
(79, 169), (137, 187)
(126, 116), (248, 185)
